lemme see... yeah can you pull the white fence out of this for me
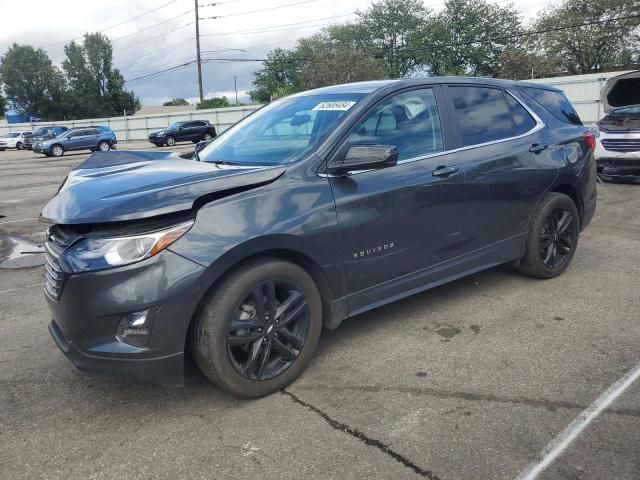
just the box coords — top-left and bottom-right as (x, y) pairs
(1, 70), (635, 137)
(0, 105), (261, 140)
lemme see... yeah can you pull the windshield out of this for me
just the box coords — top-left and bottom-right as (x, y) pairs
(168, 122), (183, 130)
(6, 133), (19, 138)
(59, 130), (75, 138)
(34, 127), (52, 136)
(199, 93), (367, 166)
(611, 105), (640, 115)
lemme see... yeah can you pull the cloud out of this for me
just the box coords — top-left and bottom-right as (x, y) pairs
(1, 0), (550, 107)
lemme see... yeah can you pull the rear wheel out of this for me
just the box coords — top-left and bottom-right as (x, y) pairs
(203, 133), (213, 141)
(518, 193), (579, 279)
(192, 258), (322, 398)
(51, 144), (64, 157)
(166, 136), (176, 147)
(16, 142), (24, 150)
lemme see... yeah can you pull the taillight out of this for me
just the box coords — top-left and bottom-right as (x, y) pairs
(582, 131), (596, 152)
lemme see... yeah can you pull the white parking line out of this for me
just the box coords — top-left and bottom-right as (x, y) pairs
(515, 363), (640, 480)
(0, 283), (45, 296)
(0, 187), (57, 197)
(0, 217), (37, 225)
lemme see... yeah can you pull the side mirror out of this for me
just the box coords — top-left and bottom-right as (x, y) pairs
(328, 145), (398, 176)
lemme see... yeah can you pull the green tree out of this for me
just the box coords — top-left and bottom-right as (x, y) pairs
(534, 0), (640, 73)
(249, 48), (302, 103)
(296, 33), (386, 89)
(418, 0), (523, 76)
(63, 33), (140, 117)
(355, 0), (430, 77)
(163, 97), (190, 106)
(197, 96), (231, 109)
(0, 93), (6, 118)
(0, 44), (67, 119)
(497, 48), (561, 79)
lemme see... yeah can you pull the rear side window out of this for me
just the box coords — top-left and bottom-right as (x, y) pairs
(448, 86), (513, 146)
(506, 94), (537, 135)
(519, 87), (582, 125)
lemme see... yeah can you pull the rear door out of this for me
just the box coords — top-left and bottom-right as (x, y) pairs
(443, 84), (558, 264)
(328, 86), (469, 313)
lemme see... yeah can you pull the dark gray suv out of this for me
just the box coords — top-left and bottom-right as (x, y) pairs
(42, 78), (597, 397)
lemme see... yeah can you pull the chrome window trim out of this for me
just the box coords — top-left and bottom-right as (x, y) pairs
(320, 89), (545, 178)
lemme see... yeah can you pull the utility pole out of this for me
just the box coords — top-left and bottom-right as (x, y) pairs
(234, 76), (239, 106)
(195, 0), (204, 102)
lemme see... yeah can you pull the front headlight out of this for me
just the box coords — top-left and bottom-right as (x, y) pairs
(63, 221), (194, 272)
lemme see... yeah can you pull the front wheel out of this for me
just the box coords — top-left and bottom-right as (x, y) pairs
(50, 144), (64, 157)
(165, 136), (176, 147)
(518, 193), (579, 279)
(97, 141), (110, 152)
(192, 258), (322, 398)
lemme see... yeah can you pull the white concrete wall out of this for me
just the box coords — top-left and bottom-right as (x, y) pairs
(0, 105), (261, 139)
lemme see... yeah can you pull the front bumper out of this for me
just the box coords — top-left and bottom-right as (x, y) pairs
(46, 249), (207, 386)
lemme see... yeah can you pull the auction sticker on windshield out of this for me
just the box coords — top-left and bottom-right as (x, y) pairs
(312, 101), (357, 111)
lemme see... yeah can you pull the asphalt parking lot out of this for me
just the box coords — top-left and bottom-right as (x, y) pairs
(0, 145), (639, 480)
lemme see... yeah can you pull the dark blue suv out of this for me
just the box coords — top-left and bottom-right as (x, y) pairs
(42, 78), (596, 397)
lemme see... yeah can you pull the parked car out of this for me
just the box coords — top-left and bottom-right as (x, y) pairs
(0, 131), (32, 151)
(42, 78), (596, 397)
(593, 71), (640, 183)
(23, 126), (69, 150)
(34, 127), (117, 157)
(148, 120), (216, 147)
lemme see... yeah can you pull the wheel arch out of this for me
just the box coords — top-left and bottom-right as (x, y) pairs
(550, 183), (583, 227)
(183, 240), (342, 353)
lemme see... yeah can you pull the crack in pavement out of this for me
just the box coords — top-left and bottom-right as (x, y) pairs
(295, 383), (640, 418)
(282, 389), (440, 479)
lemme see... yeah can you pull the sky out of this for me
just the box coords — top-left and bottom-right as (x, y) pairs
(0, 0), (549, 106)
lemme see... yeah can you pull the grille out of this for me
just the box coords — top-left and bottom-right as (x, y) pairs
(601, 138), (640, 152)
(44, 226), (76, 300)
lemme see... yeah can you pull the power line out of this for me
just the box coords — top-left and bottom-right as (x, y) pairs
(115, 22), (195, 53)
(112, 9), (195, 42)
(200, 13), (355, 36)
(200, 0), (317, 19)
(39, 0), (184, 50)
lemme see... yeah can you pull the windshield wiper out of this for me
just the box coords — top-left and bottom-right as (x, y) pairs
(207, 159), (242, 166)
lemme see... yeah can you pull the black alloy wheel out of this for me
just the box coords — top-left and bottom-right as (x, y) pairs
(227, 280), (310, 381)
(539, 208), (575, 269)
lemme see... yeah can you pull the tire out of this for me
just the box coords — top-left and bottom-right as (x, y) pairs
(203, 133), (213, 141)
(97, 141), (110, 152)
(518, 192), (580, 279)
(50, 144), (64, 157)
(16, 142), (24, 150)
(192, 258), (322, 398)
(165, 136), (176, 147)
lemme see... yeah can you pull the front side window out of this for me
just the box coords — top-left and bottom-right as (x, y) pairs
(199, 93), (366, 166)
(449, 86), (513, 146)
(348, 88), (443, 161)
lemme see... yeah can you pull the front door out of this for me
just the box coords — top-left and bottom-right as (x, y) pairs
(328, 87), (468, 314)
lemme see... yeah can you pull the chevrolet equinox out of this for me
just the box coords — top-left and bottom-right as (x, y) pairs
(42, 78), (597, 397)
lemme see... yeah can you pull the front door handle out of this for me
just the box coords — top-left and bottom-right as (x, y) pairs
(432, 165), (459, 177)
(529, 143), (548, 153)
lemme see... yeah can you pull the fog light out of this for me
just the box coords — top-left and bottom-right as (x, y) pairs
(116, 306), (160, 348)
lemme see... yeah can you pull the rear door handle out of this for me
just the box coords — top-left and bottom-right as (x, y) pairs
(529, 143), (548, 153)
(432, 165), (459, 177)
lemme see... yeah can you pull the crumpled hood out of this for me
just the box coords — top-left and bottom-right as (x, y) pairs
(40, 150), (285, 225)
